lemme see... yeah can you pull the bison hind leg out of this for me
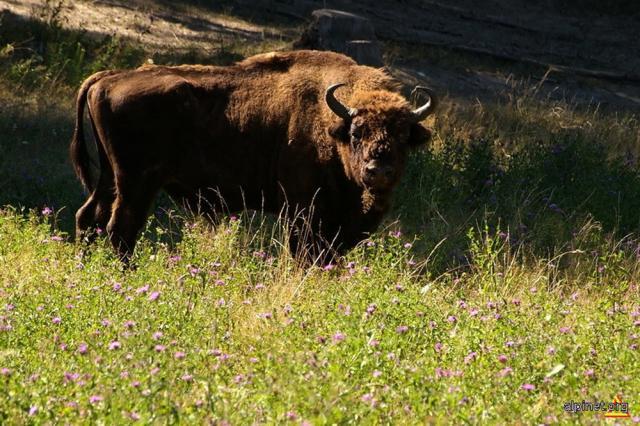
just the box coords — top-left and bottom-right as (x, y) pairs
(75, 173), (116, 244)
(106, 179), (159, 265)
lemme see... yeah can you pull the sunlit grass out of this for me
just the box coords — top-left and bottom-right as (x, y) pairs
(0, 210), (638, 423)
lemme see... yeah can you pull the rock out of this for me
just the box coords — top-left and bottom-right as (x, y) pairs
(294, 9), (383, 67)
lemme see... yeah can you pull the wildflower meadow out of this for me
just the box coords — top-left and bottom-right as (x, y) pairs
(1, 1), (639, 424)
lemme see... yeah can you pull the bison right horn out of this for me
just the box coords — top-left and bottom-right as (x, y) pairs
(411, 86), (437, 122)
(325, 83), (357, 120)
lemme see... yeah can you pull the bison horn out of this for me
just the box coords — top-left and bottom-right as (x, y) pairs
(325, 83), (357, 120)
(411, 86), (437, 122)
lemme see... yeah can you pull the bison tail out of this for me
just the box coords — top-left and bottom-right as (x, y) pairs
(69, 70), (116, 193)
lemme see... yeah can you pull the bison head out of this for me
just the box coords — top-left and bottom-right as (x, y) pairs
(326, 83), (436, 211)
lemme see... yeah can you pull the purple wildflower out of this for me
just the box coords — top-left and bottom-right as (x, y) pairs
(77, 342), (88, 355)
(286, 411), (297, 420)
(548, 203), (562, 213)
(332, 332), (346, 343)
(366, 303), (377, 316)
(136, 285), (149, 295)
(63, 371), (80, 383)
(464, 352), (478, 364)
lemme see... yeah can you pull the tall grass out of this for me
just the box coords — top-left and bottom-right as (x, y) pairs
(0, 207), (638, 423)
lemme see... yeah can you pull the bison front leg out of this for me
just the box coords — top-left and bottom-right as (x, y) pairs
(106, 182), (158, 265)
(287, 213), (343, 265)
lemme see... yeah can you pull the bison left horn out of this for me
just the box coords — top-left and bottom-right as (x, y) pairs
(325, 83), (357, 120)
(411, 86), (437, 122)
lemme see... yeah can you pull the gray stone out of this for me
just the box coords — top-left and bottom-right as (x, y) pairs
(295, 9), (384, 67)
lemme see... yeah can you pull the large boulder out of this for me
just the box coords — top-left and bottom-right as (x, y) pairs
(294, 9), (383, 67)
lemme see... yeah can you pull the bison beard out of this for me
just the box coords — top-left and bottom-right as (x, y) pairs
(70, 50), (436, 264)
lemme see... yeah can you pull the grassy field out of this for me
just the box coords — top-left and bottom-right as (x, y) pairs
(1, 3), (639, 424)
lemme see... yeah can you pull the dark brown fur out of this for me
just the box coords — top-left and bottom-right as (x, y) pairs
(70, 50), (433, 262)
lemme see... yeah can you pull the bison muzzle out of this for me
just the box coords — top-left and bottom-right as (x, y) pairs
(70, 50), (437, 263)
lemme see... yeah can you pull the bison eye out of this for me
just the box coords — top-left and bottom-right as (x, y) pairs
(350, 123), (363, 141)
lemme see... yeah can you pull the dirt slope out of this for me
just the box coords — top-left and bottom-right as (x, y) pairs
(2, 0), (639, 112)
(0, 0), (286, 51)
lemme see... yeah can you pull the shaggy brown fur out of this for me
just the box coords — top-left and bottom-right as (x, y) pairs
(70, 50), (435, 263)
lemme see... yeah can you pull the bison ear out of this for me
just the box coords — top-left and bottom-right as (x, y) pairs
(407, 122), (432, 148)
(328, 120), (349, 143)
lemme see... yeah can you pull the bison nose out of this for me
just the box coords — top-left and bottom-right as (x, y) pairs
(364, 162), (394, 184)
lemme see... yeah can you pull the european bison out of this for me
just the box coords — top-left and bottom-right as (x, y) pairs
(71, 50), (436, 263)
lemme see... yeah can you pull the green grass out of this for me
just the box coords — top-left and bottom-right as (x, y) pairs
(0, 210), (638, 423)
(1, 3), (640, 424)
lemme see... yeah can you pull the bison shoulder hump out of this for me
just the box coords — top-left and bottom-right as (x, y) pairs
(238, 52), (294, 72)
